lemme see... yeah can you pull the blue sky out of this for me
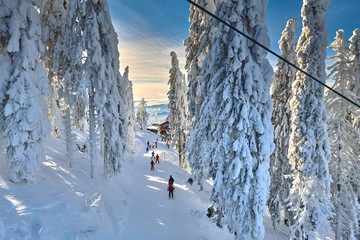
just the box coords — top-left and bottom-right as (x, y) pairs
(109, 0), (360, 100)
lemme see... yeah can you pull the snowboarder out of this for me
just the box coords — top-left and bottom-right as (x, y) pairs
(168, 183), (175, 199)
(150, 159), (155, 171)
(168, 175), (174, 185)
(155, 154), (160, 163)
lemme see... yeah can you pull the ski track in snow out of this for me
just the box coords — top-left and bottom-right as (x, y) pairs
(121, 131), (232, 240)
(0, 131), (289, 239)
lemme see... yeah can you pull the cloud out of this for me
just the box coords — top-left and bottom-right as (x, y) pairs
(113, 20), (186, 100)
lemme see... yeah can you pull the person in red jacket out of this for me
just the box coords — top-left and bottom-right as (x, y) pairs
(150, 159), (155, 171)
(168, 183), (174, 199)
(155, 154), (160, 163)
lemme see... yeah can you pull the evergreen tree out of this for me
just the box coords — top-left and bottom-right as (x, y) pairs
(168, 51), (187, 169)
(53, 0), (84, 168)
(287, 0), (333, 239)
(81, 0), (127, 179)
(326, 29), (360, 240)
(185, 0), (220, 180)
(0, 0), (51, 182)
(94, 0), (127, 178)
(187, 0), (274, 238)
(267, 19), (299, 227)
(349, 28), (360, 130)
(40, 0), (67, 138)
(136, 98), (149, 130)
(82, 0), (102, 180)
(123, 66), (136, 151)
(184, 0), (217, 123)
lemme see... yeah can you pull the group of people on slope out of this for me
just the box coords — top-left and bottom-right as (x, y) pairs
(145, 139), (175, 199)
(160, 134), (172, 149)
(146, 140), (158, 153)
(150, 150), (160, 171)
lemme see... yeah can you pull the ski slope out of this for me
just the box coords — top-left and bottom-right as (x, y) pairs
(0, 130), (289, 239)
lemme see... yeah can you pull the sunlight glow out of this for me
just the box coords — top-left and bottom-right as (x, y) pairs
(113, 21), (186, 100)
(4, 194), (27, 215)
(0, 176), (9, 190)
(147, 185), (161, 191)
(144, 175), (167, 185)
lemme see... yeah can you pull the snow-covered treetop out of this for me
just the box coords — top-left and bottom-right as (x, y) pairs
(349, 28), (360, 83)
(297, 0), (329, 86)
(349, 28), (360, 61)
(279, 19), (299, 60)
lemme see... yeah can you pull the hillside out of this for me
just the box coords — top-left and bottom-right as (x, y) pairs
(0, 130), (288, 239)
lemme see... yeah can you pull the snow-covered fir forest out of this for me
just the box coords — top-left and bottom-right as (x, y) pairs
(0, 0), (359, 239)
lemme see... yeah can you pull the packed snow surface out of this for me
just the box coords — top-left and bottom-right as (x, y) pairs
(0, 130), (288, 239)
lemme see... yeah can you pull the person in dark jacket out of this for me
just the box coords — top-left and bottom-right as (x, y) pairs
(168, 175), (174, 185)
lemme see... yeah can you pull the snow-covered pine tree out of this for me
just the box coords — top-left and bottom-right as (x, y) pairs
(40, 0), (67, 139)
(82, 1), (103, 180)
(287, 0), (333, 239)
(267, 19), (299, 227)
(349, 28), (360, 130)
(123, 66), (136, 151)
(184, 0), (216, 123)
(81, 0), (128, 179)
(0, 0), (51, 182)
(187, 0), (274, 239)
(136, 98), (149, 130)
(53, 0), (84, 168)
(326, 29), (360, 240)
(95, 0), (127, 177)
(185, 0), (220, 182)
(167, 51), (187, 169)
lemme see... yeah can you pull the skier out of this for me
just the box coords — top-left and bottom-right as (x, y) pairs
(147, 141), (149, 147)
(150, 159), (155, 171)
(146, 146), (149, 153)
(168, 175), (174, 185)
(168, 183), (175, 199)
(155, 154), (160, 163)
(151, 151), (155, 157)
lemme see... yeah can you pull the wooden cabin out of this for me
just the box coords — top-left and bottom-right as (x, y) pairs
(146, 121), (170, 135)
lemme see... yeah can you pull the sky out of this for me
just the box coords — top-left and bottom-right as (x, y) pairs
(108, 0), (360, 101)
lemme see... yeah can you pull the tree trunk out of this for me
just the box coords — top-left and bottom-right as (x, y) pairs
(100, 127), (104, 156)
(64, 84), (73, 167)
(89, 85), (97, 180)
(335, 141), (342, 240)
(103, 120), (110, 180)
